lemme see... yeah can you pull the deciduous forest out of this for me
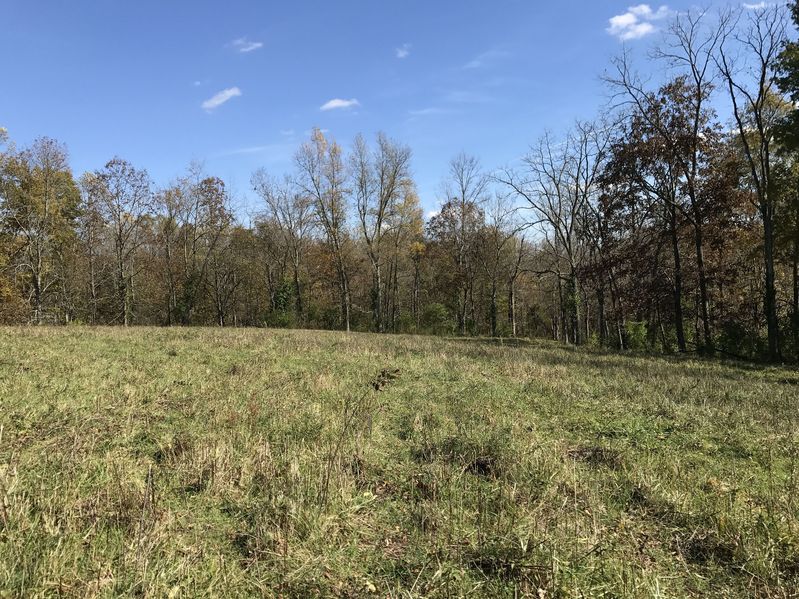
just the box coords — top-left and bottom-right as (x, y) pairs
(2, 4), (799, 362)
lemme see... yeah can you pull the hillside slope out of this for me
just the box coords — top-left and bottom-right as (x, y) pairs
(1, 327), (797, 597)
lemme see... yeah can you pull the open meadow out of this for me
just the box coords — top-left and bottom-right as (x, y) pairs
(0, 327), (798, 597)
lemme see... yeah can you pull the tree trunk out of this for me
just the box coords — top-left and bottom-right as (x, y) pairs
(693, 221), (712, 352)
(608, 268), (625, 350)
(293, 255), (303, 322)
(88, 242), (98, 325)
(568, 268), (580, 345)
(669, 204), (687, 352)
(373, 263), (382, 332)
(556, 273), (565, 343)
(792, 239), (798, 351)
(596, 284), (606, 347)
(413, 258), (421, 331)
(338, 260), (351, 333)
(33, 269), (43, 325)
(762, 204), (780, 361)
(490, 279), (498, 337)
(508, 278), (517, 338)
(390, 256), (399, 333)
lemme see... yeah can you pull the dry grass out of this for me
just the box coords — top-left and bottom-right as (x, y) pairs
(0, 326), (798, 597)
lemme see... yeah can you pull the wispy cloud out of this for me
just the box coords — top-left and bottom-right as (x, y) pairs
(743, 2), (767, 8)
(220, 145), (273, 156)
(395, 43), (412, 59)
(216, 142), (296, 160)
(607, 4), (671, 41)
(202, 87), (242, 112)
(231, 37), (264, 53)
(320, 98), (360, 111)
(463, 49), (510, 70)
(408, 107), (448, 117)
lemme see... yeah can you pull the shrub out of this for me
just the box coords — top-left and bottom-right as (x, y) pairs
(421, 303), (454, 335)
(625, 321), (649, 351)
(717, 320), (761, 359)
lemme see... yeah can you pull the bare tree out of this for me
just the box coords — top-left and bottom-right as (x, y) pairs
(351, 133), (412, 332)
(499, 122), (608, 344)
(172, 168), (233, 325)
(295, 129), (352, 332)
(717, 5), (789, 361)
(445, 153), (489, 335)
(477, 192), (525, 337)
(252, 171), (313, 320)
(78, 172), (108, 324)
(91, 158), (152, 326)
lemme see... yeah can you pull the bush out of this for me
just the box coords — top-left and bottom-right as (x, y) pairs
(717, 320), (761, 359)
(395, 311), (416, 334)
(421, 303), (454, 336)
(624, 321), (649, 351)
(264, 310), (295, 329)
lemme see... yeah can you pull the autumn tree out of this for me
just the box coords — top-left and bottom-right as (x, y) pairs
(351, 133), (412, 332)
(0, 138), (79, 323)
(295, 129), (352, 332)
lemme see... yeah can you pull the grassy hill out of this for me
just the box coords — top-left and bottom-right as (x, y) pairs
(1, 327), (797, 597)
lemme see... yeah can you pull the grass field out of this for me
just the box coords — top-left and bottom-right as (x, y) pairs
(0, 327), (798, 597)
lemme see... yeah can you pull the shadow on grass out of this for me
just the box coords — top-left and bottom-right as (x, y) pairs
(444, 335), (799, 381)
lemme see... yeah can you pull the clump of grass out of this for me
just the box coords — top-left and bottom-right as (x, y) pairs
(0, 326), (797, 596)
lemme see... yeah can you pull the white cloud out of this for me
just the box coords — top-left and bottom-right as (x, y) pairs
(231, 37), (263, 53)
(193, 80), (202, 87)
(607, 4), (670, 41)
(201, 87), (242, 112)
(396, 43), (411, 59)
(320, 98), (360, 111)
(425, 210), (440, 220)
(743, 2), (767, 8)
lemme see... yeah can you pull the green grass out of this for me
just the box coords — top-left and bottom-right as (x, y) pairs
(0, 327), (798, 597)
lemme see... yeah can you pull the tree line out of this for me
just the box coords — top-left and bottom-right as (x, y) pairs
(2, 4), (798, 362)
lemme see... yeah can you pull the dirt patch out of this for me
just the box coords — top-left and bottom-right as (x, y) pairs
(465, 455), (499, 477)
(370, 368), (401, 391)
(678, 531), (738, 566)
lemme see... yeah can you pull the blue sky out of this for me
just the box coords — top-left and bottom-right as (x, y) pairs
(1, 1), (747, 218)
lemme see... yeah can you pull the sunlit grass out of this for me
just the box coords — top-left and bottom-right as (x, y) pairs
(0, 326), (797, 597)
